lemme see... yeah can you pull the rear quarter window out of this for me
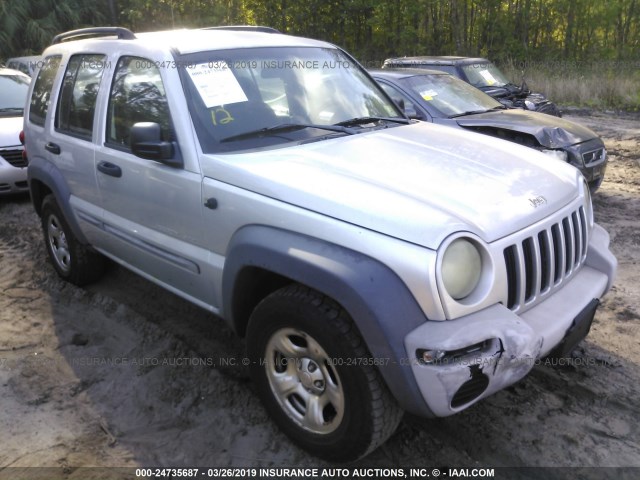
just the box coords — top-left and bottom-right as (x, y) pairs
(29, 55), (62, 126)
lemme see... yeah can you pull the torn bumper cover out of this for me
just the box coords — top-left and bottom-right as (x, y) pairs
(405, 226), (616, 417)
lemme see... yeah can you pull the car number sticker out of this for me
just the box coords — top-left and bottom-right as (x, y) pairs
(419, 89), (438, 101)
(479, 69), (496, 85)
(187, 61), (248, 108)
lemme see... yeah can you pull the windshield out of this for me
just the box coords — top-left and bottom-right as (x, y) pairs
(0, 74), (30, 116)
(461, 62), (511, 88)
(179, 47), (403, 153)
(399, 74), (503, 117)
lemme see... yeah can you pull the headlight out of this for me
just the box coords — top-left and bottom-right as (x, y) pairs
(441, 239), (482, 299)
(542, 149), (568, 162)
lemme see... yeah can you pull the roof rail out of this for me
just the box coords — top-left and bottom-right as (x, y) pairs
(52, 27), (136, 45)
(202, 25), (281, 34)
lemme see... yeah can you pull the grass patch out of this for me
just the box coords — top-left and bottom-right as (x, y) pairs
(500, 60), (640, 111)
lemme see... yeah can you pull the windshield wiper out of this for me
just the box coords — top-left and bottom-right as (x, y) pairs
(220, 123), (355, 143)
(448, 109), (491, 118)
(334, 116), (410, 127)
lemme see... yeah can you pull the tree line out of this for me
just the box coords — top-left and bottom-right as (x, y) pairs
(2, 0), (638, 67)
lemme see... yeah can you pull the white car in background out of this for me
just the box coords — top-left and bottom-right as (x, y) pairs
(0, 67), (30, 195)
(6, 56), (41, 77)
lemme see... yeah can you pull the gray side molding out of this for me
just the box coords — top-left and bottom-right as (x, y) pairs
(223, 225), (435, 417)
(28, 156), (89, 245)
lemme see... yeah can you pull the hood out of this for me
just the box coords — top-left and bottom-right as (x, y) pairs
(455, 109), (599, 149)
(478, 85), (512, 98)
(0, 116), (24, 148)
(204, 122), (581, 249)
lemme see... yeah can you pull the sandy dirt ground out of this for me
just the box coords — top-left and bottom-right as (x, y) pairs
(0, 112), (638, 477)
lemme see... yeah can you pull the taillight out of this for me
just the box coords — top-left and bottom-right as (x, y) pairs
(19, 130), (27, 162)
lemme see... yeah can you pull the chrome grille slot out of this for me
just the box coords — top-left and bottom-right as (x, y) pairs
(522, 237), (536, 302)
(562, 217), (573, 274)
(537, 230), (551, 292)
(571, 211), (581, 264)
(551, 223), (563, 284)
(582, 148), (605, 166)
(503, 207), (587, 312)
(578, 208), (587, 255)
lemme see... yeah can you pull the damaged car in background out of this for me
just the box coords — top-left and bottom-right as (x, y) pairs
(383, 56), (562, 117)
(371, 68), (607, 191)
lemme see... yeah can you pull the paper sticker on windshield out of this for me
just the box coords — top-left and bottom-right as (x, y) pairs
(187, 62), (248, 108)
(419, 89), (438, 101)
(479, 69), (496, 85)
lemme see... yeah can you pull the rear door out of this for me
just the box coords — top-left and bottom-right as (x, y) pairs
(28, 53), (108, 244)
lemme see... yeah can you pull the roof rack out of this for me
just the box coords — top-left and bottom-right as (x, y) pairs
(202, 25), (281, 34)
(52, 27), (136, 45)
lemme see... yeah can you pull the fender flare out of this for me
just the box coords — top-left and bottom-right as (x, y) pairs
(28, 156), (89, 245)
(223, 225), (434, 417)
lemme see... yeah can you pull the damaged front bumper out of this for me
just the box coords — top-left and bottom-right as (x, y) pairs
(405, 226), (616, 417)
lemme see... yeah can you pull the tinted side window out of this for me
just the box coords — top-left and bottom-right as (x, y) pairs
(29, 55), (62, 126)
(379, 82), (420, 119)
(106, 56), (173, 148)
(56, 54), (106, 139)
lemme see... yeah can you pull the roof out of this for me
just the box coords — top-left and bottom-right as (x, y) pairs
(139, 29), (331, 54)
(0, 67), (31, 78)
(6, 55), (41, 62)
(44, 26), (332, 57)
(384, 56), (490, 66)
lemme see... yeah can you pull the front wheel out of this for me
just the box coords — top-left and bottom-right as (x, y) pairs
(246, 285), (403, 461)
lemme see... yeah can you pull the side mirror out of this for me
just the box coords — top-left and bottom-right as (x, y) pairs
(404, 105), (422, 120)
(130, 122), (182, 168)
(393, 97), (421, 120)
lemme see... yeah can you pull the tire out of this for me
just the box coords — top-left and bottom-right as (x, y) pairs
(40, 194), (105, 286)
(246, 284), (403, 461)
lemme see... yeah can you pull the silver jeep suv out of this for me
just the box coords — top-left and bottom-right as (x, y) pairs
(24, 26), (616, 461)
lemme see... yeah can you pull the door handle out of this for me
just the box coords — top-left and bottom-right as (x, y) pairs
(45, 142), (61, 155)
(97, 161), (122, 178)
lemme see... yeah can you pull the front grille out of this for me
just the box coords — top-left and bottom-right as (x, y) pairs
(534, 103), (556, 115)
(503, 207), (588, 311)
(582, 148), (605, 166)
(0, 149), (27, 168)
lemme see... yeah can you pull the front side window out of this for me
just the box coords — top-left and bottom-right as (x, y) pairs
(106, 56), (173, 148)
(56, 54), (106, 139)
(29, 55), (61, 126)
(179, 47), (404, 153)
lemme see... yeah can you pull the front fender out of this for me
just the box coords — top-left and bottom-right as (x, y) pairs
(223, 225), (435, 417)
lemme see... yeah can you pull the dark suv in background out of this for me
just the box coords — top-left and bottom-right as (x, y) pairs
(383, 56), (561, 117)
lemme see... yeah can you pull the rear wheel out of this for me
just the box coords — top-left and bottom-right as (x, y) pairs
(246, 284), (403, 461)
(41, 194), (105, 286)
